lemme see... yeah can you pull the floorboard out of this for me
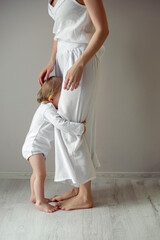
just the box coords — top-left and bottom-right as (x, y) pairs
(0, 177), (160, 240)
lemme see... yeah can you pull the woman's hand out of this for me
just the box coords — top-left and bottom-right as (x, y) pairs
(38, 60), (55, 86)
(64, 61), (85, 91)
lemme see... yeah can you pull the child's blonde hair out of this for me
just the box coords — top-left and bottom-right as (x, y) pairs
(37, 76), (62, 103)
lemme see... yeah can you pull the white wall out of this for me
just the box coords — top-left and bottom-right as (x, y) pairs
(0, 0), (160, 174)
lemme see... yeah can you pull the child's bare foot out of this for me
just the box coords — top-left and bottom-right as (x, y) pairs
(51, 187), (79, 202)
(30, 196), (36, 203)
(55, 194), (93, 211)
(30, 196), (52, 204)
(35, 201), (58, 213)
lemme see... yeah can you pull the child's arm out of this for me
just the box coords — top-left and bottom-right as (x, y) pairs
(44, 105), (86, 136)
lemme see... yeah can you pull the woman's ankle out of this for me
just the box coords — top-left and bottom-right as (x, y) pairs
(78, 191), (92, 201)
(72, 187), (79, 195)
(78, 181), (92, 201)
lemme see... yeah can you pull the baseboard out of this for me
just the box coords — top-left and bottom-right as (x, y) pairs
(0, 171), (160, 180)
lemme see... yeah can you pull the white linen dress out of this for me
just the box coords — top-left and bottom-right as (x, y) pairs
(48, 0), (105, 187)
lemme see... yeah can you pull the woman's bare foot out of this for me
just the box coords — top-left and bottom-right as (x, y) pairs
(51, 187), (79, 202)
(55, 194), (93, 211)
(30, 196), (52, 204)
(35, 201), (58, 213)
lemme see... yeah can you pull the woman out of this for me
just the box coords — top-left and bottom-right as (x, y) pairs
(38, 0), (109, 211)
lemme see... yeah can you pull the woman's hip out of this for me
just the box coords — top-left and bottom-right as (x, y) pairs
(55, 41), (100, 121)
(57, 39), (88, 53)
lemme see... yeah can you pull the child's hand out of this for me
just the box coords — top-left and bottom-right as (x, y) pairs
(82, 120), (86, 135)
(83, 125), (86, 135)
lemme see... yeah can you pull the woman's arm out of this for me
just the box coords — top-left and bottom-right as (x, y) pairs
(44, 105), (86, 136)
(38, 39), (57, 86)
(77, 0), (109, 65)
(64, 0), (109, 91)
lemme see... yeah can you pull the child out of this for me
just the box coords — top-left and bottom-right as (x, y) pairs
(22, 76), (86, 213)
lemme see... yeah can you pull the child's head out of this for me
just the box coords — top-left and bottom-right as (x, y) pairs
(37, 76), (62, 105)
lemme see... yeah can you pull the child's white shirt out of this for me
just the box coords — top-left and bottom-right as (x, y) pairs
(22, 102), (84, 160)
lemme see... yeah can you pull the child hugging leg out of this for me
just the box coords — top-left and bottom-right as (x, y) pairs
(22, 76), (86, 213)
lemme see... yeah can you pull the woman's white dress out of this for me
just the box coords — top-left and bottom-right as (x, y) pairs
(48, 0), (105, 187)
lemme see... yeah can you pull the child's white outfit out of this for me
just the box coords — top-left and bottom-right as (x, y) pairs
(44, 0), (105, 187)
(22, 102), (84, 161)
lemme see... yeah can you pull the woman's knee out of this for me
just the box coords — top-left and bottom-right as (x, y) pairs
(58, 97), (74, 120)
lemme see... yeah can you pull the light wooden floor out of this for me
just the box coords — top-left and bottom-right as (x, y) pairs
(0, 176), (160, 240)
